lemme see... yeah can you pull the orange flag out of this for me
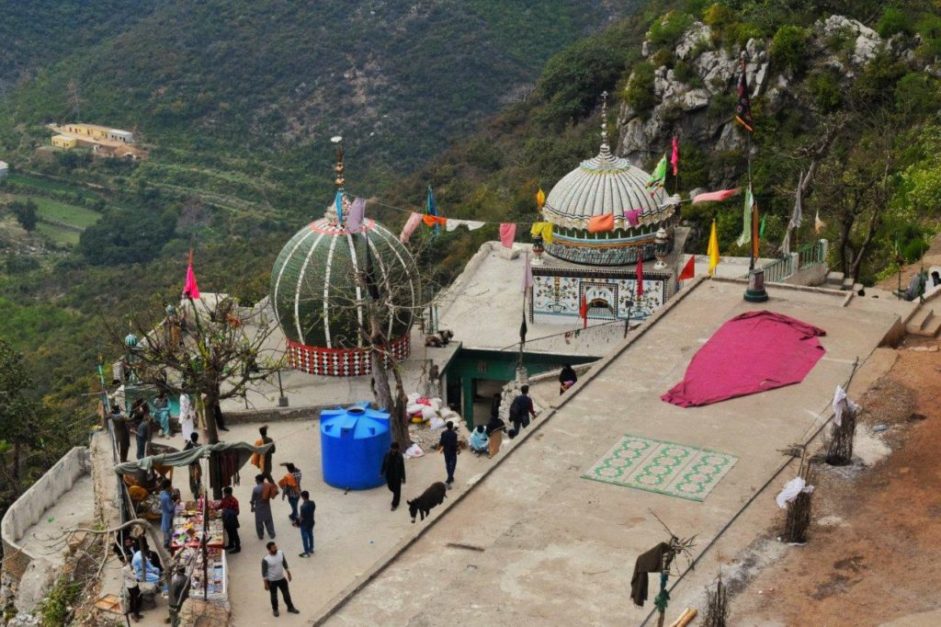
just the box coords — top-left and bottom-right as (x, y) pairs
(587, 214), (615, 233)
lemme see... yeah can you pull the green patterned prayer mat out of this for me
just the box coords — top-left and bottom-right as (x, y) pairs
(582, 435), (737, 502)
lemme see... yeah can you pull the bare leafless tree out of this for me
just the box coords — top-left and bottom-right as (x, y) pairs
(114, 295), (282, 448)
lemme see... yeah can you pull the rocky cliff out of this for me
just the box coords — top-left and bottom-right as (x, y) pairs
(615, 14), (923, 187)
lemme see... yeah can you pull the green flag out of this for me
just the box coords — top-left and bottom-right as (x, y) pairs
(759, 213), (767, 238)
(736, 185), (754, 247)
(645, 155), (667, 194)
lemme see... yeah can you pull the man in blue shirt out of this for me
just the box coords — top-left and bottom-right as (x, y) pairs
(159, 479), (176, 549)
(298, 491), (315, 557)
(439, 421), (459, 488)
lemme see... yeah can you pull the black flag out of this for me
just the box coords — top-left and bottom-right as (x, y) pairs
(734, 59), (754, 133)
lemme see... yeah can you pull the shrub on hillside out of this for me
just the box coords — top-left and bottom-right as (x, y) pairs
(770, 25), (809, 75)
(648, 11), (694, 47)
(877, 7), (914, 38)
(625, 62), (656, 115)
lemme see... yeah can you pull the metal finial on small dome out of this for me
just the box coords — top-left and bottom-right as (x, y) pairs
(331, 135), (345, 189)
(599, 91), (610, 156)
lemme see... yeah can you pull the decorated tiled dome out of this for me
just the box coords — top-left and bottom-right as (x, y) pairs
(270, 142), (420, 376)
(540, 93), (679, 266)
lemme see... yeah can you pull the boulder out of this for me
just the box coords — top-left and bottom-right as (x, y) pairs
(675, 22), (712, 60)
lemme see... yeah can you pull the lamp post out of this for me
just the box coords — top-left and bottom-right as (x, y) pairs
(277, 369), (288, 407)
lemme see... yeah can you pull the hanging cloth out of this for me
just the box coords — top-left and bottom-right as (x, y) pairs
(445, 219), (485, 232)
(399, 212), (422, 243)
(346, 197), (366, 233)
(587, 214), (615, 233)
(499, 223), (517, 248)
(625, 209), (642, 227)
(630, 542), (672, 607)
(530, 221), (554, 244)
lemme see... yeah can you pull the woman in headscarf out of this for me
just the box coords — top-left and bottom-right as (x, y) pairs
(559, 364), (578, 395)
(485, 393), (505, 459)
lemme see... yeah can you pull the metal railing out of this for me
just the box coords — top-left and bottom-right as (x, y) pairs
(760, 256), (795, 283)
(798, 240), (826, 269)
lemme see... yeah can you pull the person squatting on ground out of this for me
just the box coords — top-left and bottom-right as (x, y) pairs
(469, 425), (489, 455)
(439, 421), (459, 488)
(278, 462), (302, 526)
(559, 364), (578, 395)
(251, 474), (278, 540)
(221, 486), (241, 553)
(261, 542), (299, 617)
(298, 491), (315, 557)
(381, 441), (406, 511)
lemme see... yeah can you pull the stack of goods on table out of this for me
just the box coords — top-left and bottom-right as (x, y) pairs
(170, 497), (228, 601)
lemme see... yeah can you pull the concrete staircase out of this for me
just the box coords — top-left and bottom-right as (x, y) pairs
(906, 304), (941, 337)
(825, 271), (864, 292)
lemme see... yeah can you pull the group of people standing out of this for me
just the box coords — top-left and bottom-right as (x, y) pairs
(108, 390), (218, 463)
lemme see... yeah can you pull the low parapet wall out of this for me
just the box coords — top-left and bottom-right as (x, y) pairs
(1, 446), (90, 581)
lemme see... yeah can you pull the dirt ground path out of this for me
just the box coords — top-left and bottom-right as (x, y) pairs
(733, 340), (941, 626)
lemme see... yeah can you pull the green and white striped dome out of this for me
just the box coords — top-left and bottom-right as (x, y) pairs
(270, 215), (420, 350)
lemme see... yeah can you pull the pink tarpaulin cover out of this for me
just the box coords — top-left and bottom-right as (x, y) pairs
(661, 311), (826, 408)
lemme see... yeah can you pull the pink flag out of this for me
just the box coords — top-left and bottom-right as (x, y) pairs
(692, 189), (740, 204)
(522, 251), (533, 294)
(670, 136), (679, 177)
(625, 209), (642, 226)
(346, 197), (366, 233)
(399, 212), (422, 243)
(183, 250), (200, 300)
(635, 253), (644, 298)
(499, 223), (516, 248)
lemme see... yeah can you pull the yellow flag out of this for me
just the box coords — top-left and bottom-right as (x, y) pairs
(536, 187), (546, 210)
(530, 221), (554, 244)
(707, 219), (720, 276)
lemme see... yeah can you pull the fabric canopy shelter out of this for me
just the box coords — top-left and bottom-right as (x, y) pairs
(114, 441), (271, 474)
(661, 310), (826, 408)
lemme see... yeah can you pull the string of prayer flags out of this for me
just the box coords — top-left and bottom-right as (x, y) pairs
(624, 209), (642, 226)
(422, 214), (447, 227)
(445, 219), (485, 232)
(530, 221), (554, 243)
(399, 212), (422, 243)
(587, 214), (615, 233)
(691, 189), (739, 204)
(499, 223), (517, 248)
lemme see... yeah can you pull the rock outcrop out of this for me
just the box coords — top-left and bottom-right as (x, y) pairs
(615, 15), (919, 186)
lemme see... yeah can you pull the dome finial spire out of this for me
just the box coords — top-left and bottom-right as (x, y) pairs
(599, 91), (611, 156)
(331, 135), (345, 190)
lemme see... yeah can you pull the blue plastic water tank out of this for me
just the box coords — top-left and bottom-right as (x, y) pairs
(320, 404), (391, 490)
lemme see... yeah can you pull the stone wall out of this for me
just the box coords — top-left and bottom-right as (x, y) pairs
(1, 447), (90, 582)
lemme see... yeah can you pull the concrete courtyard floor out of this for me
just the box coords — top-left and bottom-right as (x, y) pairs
(321, 278), (904, 626)
(184, 417), (530, 626)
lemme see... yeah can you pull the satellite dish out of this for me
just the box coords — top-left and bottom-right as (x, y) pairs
(330, 136), (343, 144)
